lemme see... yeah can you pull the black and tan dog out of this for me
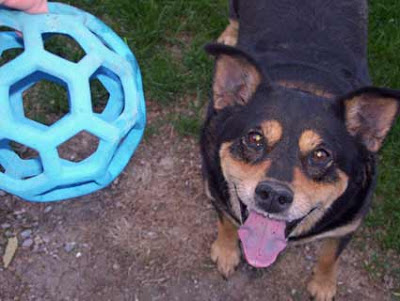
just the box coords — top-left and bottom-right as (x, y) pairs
(201, 0), (400, 300)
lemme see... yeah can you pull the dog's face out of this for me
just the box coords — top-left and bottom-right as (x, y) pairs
(219, 87), (351, 224)
(205, 44), (399, 267)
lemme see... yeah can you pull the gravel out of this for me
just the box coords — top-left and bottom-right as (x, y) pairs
(44, 206), (53, 214)
(1, 223), (11, 229)
(64, 242), (76, 253)
(22, 238), (34, 248)
(20, 229), (32, 239)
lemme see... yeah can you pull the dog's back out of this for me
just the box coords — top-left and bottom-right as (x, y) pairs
(232, 0), (370, 94)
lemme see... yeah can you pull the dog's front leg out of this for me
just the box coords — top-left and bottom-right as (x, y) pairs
(217, 0), (239, 45)
(217, 19), (239, 46)
(211, 214), (241, 278)
(307, 235), (352, 301)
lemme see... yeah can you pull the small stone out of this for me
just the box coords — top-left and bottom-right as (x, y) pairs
(305, 255), (314, 261)
(5, 230), (14, 237)
(64, 242), (76, 253)
(44, 206), (53, 214)
(113, 263), (120, 270)
(20, 229), (32, 239)
(34, 235), (42, 245)
(1, 223), (11, 229)
(291, 289), (297, 296)
(0, 190), (6, 197)
(146, 231), (157, 239)
(42, 235), (50, 244)
(22, 238), (34, 248)
(159, 157), (174, 171)
(76, 252), (82, 258)
(32, 244), (40, 253)
(14, 209), (25, 215)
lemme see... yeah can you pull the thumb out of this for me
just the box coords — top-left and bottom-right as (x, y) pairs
(1, 0), (48, 14)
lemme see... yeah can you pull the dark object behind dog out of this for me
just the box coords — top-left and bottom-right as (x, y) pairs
(201, 0), (400, 300)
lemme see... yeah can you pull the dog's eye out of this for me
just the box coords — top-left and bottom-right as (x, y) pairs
(310, 148), (332, 165)
(245, 131), (264, 148)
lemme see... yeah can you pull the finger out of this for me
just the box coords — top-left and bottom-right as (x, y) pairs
(0, 0), (48, 14)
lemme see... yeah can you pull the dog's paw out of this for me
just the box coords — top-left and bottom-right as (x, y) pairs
(211, 239), (240, 278)
(307, 274), (337, 301)
(217, 30), (237, 46)
(217, 20), (238, 46)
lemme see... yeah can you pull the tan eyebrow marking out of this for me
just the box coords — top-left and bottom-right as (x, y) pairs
(261, 120), (283, 148)
(299, 130), (323, 154)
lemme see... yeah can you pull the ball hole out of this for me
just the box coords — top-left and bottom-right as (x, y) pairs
(19, 73), (70, 126)
(90, 78), (110, 114)
(0, 48), (24, 67)
(90, 66), (124, 121)
(10, 141), (39, 160)
(42, 33), (86, 63)
(57, 131), (99, 163)
(0, 26), (17, 32)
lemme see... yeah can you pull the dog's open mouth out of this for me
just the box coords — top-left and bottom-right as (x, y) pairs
(237, 198), (316, 268)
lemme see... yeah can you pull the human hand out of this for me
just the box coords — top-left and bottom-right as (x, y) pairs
(0, 0), (48, 14)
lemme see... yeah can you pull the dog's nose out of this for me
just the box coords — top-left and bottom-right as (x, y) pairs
(255, 181), (293, 213)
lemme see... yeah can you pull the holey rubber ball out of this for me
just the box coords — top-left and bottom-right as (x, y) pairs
(0, 3), (146, 202)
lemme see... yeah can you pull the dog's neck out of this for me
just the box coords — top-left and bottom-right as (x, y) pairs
(242, 44), (368, 96)
(235, 0), (370, 95)
(276, 80), (335, 99)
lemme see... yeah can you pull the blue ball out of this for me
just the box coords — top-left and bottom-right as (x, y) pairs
(0, 3), (146, 202)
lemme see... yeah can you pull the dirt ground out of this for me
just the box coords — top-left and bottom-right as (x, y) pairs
(0, 102), (399, 301)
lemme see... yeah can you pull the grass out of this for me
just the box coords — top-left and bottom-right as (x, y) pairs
(172, 115), (202, 137)
(0, 1), (399, 252)
(22, 78), (69, 125)
(69, 0), (228, 104)
(366, 0), (400, 252)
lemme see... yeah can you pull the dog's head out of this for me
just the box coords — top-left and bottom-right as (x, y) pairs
(205, 44), (400, 267)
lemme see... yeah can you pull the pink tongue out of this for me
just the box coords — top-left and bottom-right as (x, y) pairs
(238, 211), (287, 268)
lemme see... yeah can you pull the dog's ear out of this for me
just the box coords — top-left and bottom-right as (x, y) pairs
(341, 87), (400, 152)
(205, 43), (262, 110)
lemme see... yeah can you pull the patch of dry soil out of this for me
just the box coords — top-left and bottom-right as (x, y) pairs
(0, 103), (398, 301)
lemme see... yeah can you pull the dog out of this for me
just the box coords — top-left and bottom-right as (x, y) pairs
(200, 0), (400, 300)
